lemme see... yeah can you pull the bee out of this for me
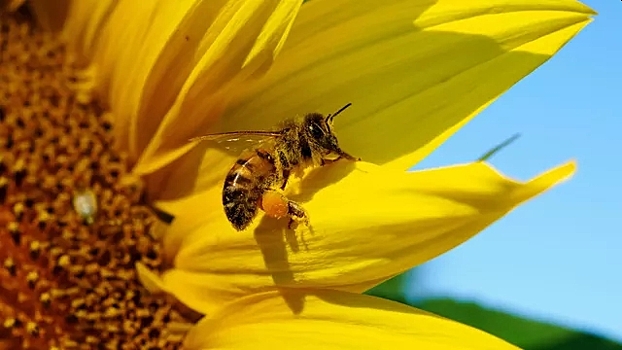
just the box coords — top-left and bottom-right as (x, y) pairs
(190, 103), (360, 231)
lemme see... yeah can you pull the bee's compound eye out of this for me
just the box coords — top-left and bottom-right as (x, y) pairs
(309, 122), (324, 139)
(262, 191), (288, 219)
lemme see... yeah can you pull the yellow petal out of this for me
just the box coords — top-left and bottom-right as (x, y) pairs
(31, 0), (195, 154)
(131, 0), (302, 180)
(155, 160), (574, 315)
(30, 0), (301, 191)
(86, 0), (199, 158)
(184, 290), (519, 350)
(215, 0), (594, 171)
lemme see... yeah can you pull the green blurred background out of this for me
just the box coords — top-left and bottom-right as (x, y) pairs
(366, 273), (622, 350)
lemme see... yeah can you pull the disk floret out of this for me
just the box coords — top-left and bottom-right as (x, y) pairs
(0, 10), (185, 349)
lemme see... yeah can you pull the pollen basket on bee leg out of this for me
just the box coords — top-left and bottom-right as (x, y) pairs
(260, 190), (289, 219)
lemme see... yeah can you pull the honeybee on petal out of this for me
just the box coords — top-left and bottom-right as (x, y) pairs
(190, 103), (360, 231)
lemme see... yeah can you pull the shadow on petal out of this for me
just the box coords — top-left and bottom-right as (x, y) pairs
(156, 160), (574, 316)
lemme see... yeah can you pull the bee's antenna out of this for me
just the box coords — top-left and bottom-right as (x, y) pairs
(326, 103), (352, 123)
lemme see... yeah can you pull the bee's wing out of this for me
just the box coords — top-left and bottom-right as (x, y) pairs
(189, 130), (283, 155)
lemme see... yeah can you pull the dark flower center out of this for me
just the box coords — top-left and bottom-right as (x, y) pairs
(1, 8), (186, 349)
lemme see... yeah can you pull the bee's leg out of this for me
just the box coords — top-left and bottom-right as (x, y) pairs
(286, 200), (309, 229)
(260, 189), (309, 229)
(320, 151), (360, 166)
(320, 158), (341, 166)
(339, 151), (361, 162)
(280, 168), (291, 190)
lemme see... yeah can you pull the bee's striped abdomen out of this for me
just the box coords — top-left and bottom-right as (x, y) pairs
(222, 148), (276, 231)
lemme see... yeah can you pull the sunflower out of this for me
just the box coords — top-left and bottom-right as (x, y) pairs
(0, 0), (594, 349)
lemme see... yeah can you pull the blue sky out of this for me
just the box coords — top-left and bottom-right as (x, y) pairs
(406, 0), (622, 342)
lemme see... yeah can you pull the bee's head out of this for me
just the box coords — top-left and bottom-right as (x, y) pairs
(303, 103), (352, 156)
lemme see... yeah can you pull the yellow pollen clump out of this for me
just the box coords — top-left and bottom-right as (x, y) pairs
(1, 9), (188, 349)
